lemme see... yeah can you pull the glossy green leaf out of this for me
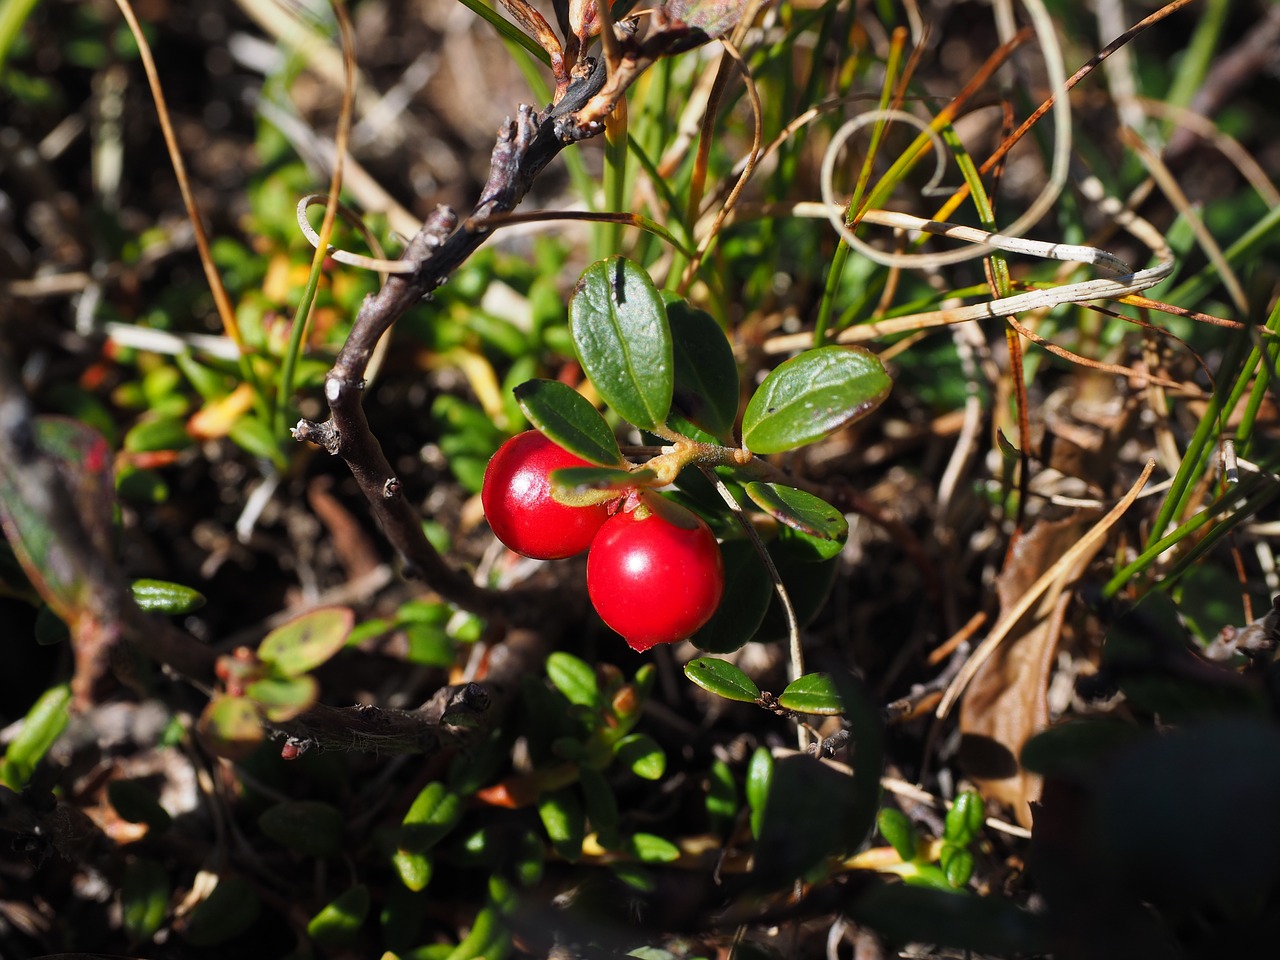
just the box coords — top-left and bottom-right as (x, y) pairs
(258, 800), (344, 858)
(741, 345), (891, 454)
(745, 746), (773, 840)
(246, 674), (318, 722)
(538, 788), (585, 862)
(123, 415), (193, 453)
(514, 379), (623, 466)
(684, 657), (761, 703)
(130, 578), (207, 614)
(944, 791), (985, 846)
(570, 257), (673, 431)
(691, 540), (771, 653)
(399, 782), (464, 857)
(443, 902), (509, 960)
(547, 651), (599, 708)
(940, 844), (974, 888)
(877, 808), (918, 862)
(549, 465), (652, 503)
(257, 606), (353, 677)
(307, 884), (370, 948)
(745, 483), (847, 558)
(628, 833), (681, 863)
(614, 733), (666, 780)
(778, 673), (844, 715)
(122, 857), (169, 944)
(667, 300), (739, 442)
(183, 876), (260, 947)
(0, 684), (71, 789)
(392, 847), (432, 892)
(108, 780), (172, 834)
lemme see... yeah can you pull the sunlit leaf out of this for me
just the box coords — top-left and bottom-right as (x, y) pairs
(515, 379), (623, 466)
(684, 657), (761, 703)
(742, 346), (890, 454)
(745, 482), (847, 560)
(570, 257), (673, 431)
(778, 673), (844, 715)
(257, 606), (354, 677)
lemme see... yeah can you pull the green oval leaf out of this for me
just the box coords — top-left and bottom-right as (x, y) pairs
(570, 257), (673, 431)
(613, 733), (666, 780)
(258, 800), (344, 858)
(745, 482), (848, 556)
(627, 832), (680, 863)
(745, 746), (773, 840)
(307, 884), (370, 948)
(123, 415), (193, 453)
(392, 848), (432, 892)
(691, 540), (771, 653)
(547, 652), (599, 708)
(538, 788), (585, 863)
(514, 379), (623, 466)
(944, 790), (985, 846)
(257, 606), (354, 677)
(667, 300), (739, 442)
(246, 674), (319, 722)
(940, 844), (974, 888)
(684, 657), (761, 703)
(122, 857), (169, 944)
(0, 683), (71, 790)
(778, 673), (845, 715)
(183, 876), (260, 947)
(742, 345), (891, 454)
(228, 414), (284, 467)
(877, 807), (918, 862)
(400, 782), (464, 855)
(130, 578), (207, 614)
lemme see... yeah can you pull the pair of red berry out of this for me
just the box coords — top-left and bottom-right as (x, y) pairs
(481, 431), (724, 651)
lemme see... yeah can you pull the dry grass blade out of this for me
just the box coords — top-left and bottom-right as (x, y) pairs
(935, 459), (1157, 721)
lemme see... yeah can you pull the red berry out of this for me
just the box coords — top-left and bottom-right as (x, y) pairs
(586, 497), (724, 651)
(481, 430), (611, 560)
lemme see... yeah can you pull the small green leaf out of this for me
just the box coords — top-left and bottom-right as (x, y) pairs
(123, 415), (193, 453)
(549, 465), (652, 504)
(392, 848), (432, 892)
(940, 844), (974, 888)
(691, 540), (771, 654)
(108, 780), (173, 834)
(130, 578), (207, 614)
(228, 414), (285, 467)
(627, 832), (681, 863)
(538, 788), (586, 862)
(258, 800), (344, 858)
(399, 782), (464, 857)
(547, 652), (600, 708)
(183, 876), (260, 947)
(122, 857), (169, 944)
(570, 257), (673, 431)
(742, 345), (891, 454)
(246, 674), (319, 722)
(1, 684), (71, 790)
(307, 884), (370, 948)
(745, 746), (772, 840)
(175, 351), (232, 401)
(944, 791), (985, 846)
(257, 606), (354, 677)
(514, 379), (623, 466)
(613, 733), (666, 780)
(684, 657), (761, 703)
(745, 482), (848, 557)
(877, 808), (918, 862)
(778, 673), (844, 715)
(667, 300), (739, 442)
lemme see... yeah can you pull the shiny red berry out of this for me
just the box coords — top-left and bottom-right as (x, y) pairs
(586, 497), (724, 651)
(481, 431), (611, 560)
